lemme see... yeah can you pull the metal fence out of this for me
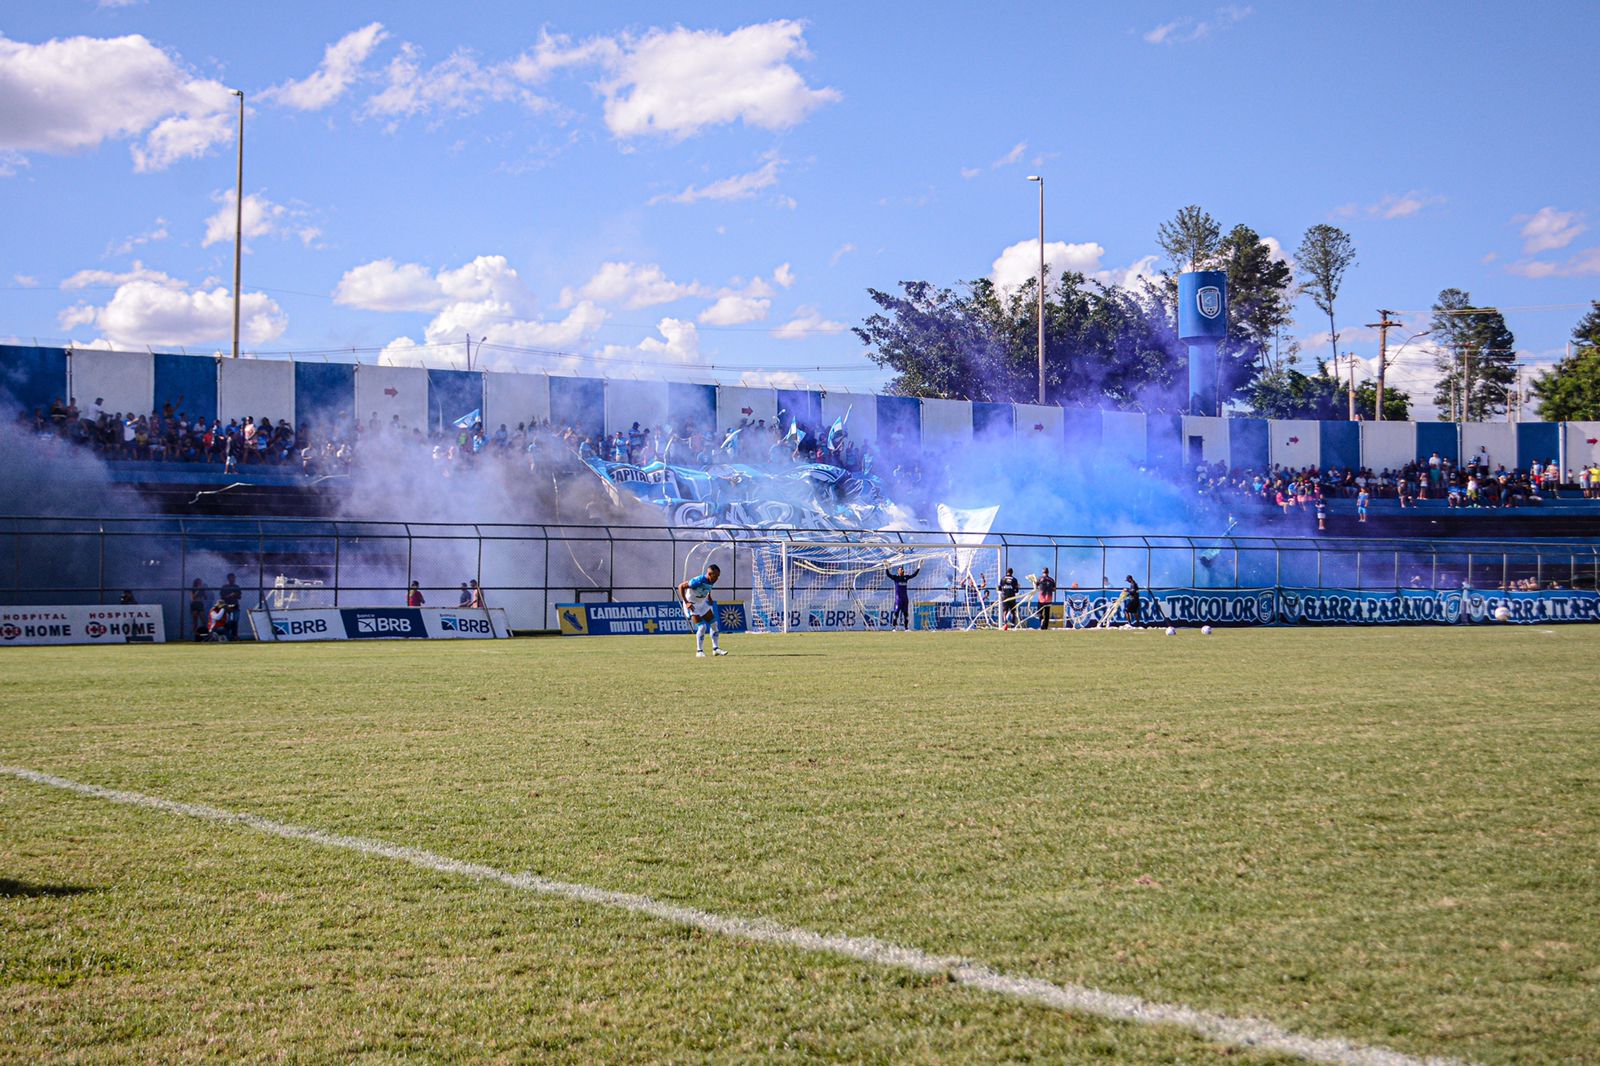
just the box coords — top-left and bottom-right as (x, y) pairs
(2, 515), (1597, 638)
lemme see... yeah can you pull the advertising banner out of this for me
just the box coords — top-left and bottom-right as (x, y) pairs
(0, 605), (165, 646)
(558, 601), (747, 636)
(1460, 589), (1600, 624)
(248, 606), (511, 641)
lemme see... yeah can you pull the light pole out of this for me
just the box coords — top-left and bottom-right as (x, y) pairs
(1026, 175), (1045, 404)
(230, 89), (244, 360)
(1375, 328), (1430, 419)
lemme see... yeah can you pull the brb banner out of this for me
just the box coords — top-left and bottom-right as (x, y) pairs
(558, 601), (748, 636)
(247, 606), (511, 641)
(0, 605), (166, 646)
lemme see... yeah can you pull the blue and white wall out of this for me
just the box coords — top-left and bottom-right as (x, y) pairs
(2, 343), (1594, 473)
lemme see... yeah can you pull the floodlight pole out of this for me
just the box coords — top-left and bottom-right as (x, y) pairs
(1027, 175), (1045, 404)
(230, 89), (245, 360)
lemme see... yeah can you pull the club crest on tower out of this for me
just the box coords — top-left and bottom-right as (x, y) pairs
(1197, 285), (1222, 319)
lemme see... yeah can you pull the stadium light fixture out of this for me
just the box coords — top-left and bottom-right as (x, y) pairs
(230, 89), (244, 360)
(1026, 175), (1044, 405)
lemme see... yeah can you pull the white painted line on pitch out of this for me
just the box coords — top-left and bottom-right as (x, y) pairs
(2, 765), (1471, 1066)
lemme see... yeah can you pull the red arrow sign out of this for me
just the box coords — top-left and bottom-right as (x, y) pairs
(740, 406), (753, 416)
(1033, 423), (1044, 431)
(1587, 437), (1598, 445)
(383, 387), (398, 397)
(1288, 436), (1300, 444)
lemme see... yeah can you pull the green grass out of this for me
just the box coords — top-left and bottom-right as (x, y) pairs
(2, 628), (1598, 1064)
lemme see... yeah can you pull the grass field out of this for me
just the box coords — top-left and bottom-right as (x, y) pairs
(2, 628), (1597, 1064)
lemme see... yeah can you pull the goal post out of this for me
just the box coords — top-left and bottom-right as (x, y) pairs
(746, 537), (1005, 633)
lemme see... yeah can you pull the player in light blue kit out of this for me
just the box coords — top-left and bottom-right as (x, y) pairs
(678, 563), (727, 658)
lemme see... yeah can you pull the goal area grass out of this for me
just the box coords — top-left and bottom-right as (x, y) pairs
(2, 627), (1597, 1064)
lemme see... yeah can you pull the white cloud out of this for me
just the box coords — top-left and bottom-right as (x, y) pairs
(1334, 191), (1443, 221)
(58, 269), (285, 349)
(508, 30), (620, 83)
(1518, 206), (1585, 255)
(959, 166), (980, 180)
(1507, 247), (1600, 279)
(738, 368), (818, 389)
(333, 258), (449, 312)
(107, 218), (169, 257)
(202, 190), (317, 249)
(773, 263), (795, 288)
(0, 32), (234, 171)
(992, 238), (1150, 293)
(363, 43), (527, 122)
(601, 20), (839, 139)
(1260, 235), (1295, 273)
(263, 23), (387, 111)
(772, 307), (846, 339)
(829, 243), (855, 267)
(991, 142), (1026, 169)
(597, 317), (703, 369)
(698, 294), (770, 326)
(1144, 5), (1252, 45)
(61, 261), (172, 290)
(12, 274), (38, 287)
(561, 261), (703, 308)
(650, 157), (782, 205)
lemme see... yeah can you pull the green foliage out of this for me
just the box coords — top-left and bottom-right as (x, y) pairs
(1218, 224), (1296, 394)
(1355, 380), (1411, 421)
(1530, 302), (1600, 420)
(854, 275), (1179, 409)
(1247, 365), (1346, 419)
(1294, 224), (1357, 364)
(1155, 204), (1222, 272)
(1429, 288), (1516, 420)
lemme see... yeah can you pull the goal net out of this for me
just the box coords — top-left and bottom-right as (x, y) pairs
(747, 538), (1004, 632)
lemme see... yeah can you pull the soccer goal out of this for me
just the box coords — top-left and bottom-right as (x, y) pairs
(747, 537), (1004, 633)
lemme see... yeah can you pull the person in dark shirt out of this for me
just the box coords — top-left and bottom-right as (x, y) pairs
(1035, 568), (1057, 630)
(1123, 575), (1143, 628)
(188, 578), (208, 641)
(219, 573), (242, 639)
(886, 565), (920, 630)
(998, 568), (1021, 629)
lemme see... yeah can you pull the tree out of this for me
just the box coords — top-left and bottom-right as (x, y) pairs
(1429, 288), (1516, 421)
(1217, 224), (1295, 398)
(1295, 224), (1357, 366)
(1529, 301), (1600, 420)
(1354, 380), (1411, 421)
(1155, 205), (1222, 273)
(1247, 364), (1346, 419)
(853, 274), (1181, 409)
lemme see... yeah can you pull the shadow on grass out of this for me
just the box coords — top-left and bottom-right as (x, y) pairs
(0, 878), (95, 899)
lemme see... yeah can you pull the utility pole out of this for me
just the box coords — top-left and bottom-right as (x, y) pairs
(1345, 352), (1358, 421)
(1366, 310), (1403, 421)
(230, 89), (244, 359)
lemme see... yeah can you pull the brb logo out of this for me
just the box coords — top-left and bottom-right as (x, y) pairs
(341, 608), (425, 639)
(1197, 285), (1222, 320)
(271, 617), (328, 638)
(440, 615), (493, 635)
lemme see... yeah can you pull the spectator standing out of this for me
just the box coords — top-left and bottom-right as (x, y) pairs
(189, 578), (208, 641)
(407, 581), (425, 607)
(219, 573), (242, 639)
(467, 579), (486, 608)
(458, 582), (472, 607)
(1036, 568), (1057, 630)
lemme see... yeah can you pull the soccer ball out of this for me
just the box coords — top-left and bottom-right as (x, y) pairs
(1494, 606), (1511, 622)
(1164, 626), (1176, 636)
(1201, 625), (1214, 636)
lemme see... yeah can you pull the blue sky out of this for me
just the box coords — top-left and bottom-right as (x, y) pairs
(2, 2), (1597, 417)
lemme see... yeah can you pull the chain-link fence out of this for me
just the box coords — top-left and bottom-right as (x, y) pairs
(2, 515), (1596, 638)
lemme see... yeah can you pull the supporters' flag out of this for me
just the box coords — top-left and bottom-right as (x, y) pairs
(720, 426), (742, 451)
(936, 503), (1000, 578)
(784, 419), (807, 446)
(827, 404), (852, 450)
(452, 408), (482, 430)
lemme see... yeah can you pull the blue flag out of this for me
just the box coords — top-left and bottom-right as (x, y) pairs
(827, 404), (852, 450)
(452, 408), (482, 430)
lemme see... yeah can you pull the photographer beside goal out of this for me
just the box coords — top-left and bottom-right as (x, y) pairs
(678, 564), (728, 658)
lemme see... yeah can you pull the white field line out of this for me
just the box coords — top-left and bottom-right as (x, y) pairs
(2, 764), (1471, 1066)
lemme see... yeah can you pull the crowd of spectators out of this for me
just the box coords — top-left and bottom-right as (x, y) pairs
(1192, 447), (1600, 511)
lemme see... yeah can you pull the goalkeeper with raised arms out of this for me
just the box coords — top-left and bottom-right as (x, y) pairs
(886, 564), (920, 630)
(679, 564), (727, 658)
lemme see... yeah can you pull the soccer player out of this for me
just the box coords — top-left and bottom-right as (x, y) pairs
(678, 563), (727, 657)
(1035, 567), (1057, 630)
(886, 564), (920, 630)
(998, 568), (1021, 629)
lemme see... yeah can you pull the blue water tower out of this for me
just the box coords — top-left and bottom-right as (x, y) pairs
(1178, 271), (1227, 416)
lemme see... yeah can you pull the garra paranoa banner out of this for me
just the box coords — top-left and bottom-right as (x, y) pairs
(558, 601), (748, 636)
(1276, 588), (1465, 626)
